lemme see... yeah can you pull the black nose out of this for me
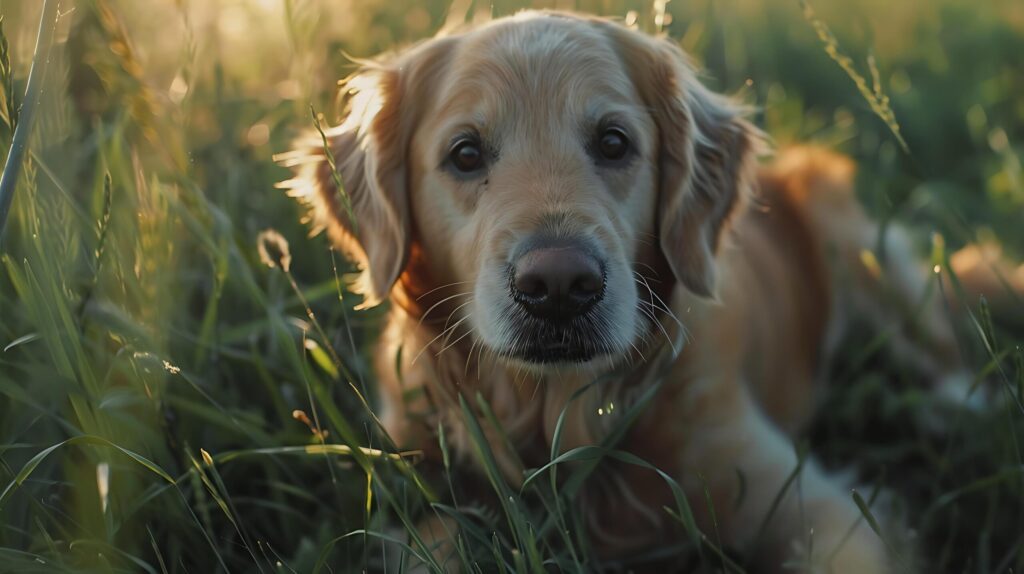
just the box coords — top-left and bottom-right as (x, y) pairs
(512, 246), (605, 320)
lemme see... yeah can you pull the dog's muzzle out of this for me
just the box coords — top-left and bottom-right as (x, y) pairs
(506, 239), (608, 363)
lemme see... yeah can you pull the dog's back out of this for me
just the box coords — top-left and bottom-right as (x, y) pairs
(724, 146), (1022, 433)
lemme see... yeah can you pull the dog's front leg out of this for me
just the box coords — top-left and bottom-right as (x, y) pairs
(638, 377), (893, 573)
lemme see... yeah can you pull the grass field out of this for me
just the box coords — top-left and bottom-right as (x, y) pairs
(1, 0), (1023, 572)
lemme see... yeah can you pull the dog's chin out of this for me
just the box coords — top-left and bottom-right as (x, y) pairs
(499, 347), (618, 373)
(490, 326), (622, 372)
(512, 344), (605, 365)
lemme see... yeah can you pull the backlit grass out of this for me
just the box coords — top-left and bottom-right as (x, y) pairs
(0, 1), (1022, 572)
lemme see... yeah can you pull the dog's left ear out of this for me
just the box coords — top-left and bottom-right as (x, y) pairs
(601, 22), (764, 298)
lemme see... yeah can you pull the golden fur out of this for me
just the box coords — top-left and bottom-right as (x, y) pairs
(277, 11), (1023, 572)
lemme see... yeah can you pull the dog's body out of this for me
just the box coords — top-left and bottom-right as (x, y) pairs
(277, 11), (1012, 572)
(374, 148), (946, 572)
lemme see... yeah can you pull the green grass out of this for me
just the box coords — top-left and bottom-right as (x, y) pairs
(0, 0), (1023, 572)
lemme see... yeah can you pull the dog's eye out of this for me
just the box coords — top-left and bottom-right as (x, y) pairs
(597, 127), (629, 161)
(450, 139), (484, 173)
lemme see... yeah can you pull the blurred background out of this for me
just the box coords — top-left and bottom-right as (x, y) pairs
(0, 0), (1022, 572)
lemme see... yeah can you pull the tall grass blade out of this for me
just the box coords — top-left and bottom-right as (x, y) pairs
(0, 435), (175, 510)
(0, 0), (59, 237)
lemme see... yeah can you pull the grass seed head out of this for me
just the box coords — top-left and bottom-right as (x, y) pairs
(257, 229), (292, 272)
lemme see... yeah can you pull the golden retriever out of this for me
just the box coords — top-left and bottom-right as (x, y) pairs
(276, 10), (1021, 572)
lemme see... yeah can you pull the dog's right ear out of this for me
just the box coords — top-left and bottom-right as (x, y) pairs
(276, 68), (407, 309)
(276, 42), (450, 309)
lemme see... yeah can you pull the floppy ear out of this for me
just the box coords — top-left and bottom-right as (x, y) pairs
(277, 39), (456, 308)
(275, 66), (410, 309)
(603, 23), (763, 298)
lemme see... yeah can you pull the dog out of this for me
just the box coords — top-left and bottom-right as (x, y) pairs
(276, 10), (1021, 572)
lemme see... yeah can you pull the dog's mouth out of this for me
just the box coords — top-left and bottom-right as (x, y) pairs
(501, 313), (614, 365)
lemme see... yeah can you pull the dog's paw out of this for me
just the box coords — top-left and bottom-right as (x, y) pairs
(778, 494), (901, 574)
(824, 529), (890, 574)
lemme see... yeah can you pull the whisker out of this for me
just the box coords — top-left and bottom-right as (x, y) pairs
(437, 323), (475, 357)
(417, 291), (473, 328)
(464, 338), (480, 379)
(628, 341), (647, 363)
(440, 299), (475, 337)
(636, 299), (677, 355)
(440, 314), (472, 348)
(479, 340), (492, 380)
(634, 262), (662, 281)
(648, 292), (685, 335)
(634, 271), (686, 334)
(529, 373), (542, 402)
(416, 280), (473, 301)
(411, 315), (470, 365)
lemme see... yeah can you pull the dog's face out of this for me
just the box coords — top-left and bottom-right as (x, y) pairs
(281, 12), (758, 371)
(410, 17), (662, 367)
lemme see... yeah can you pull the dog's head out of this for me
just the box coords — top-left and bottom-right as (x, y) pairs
(280, 11), (760, 370)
